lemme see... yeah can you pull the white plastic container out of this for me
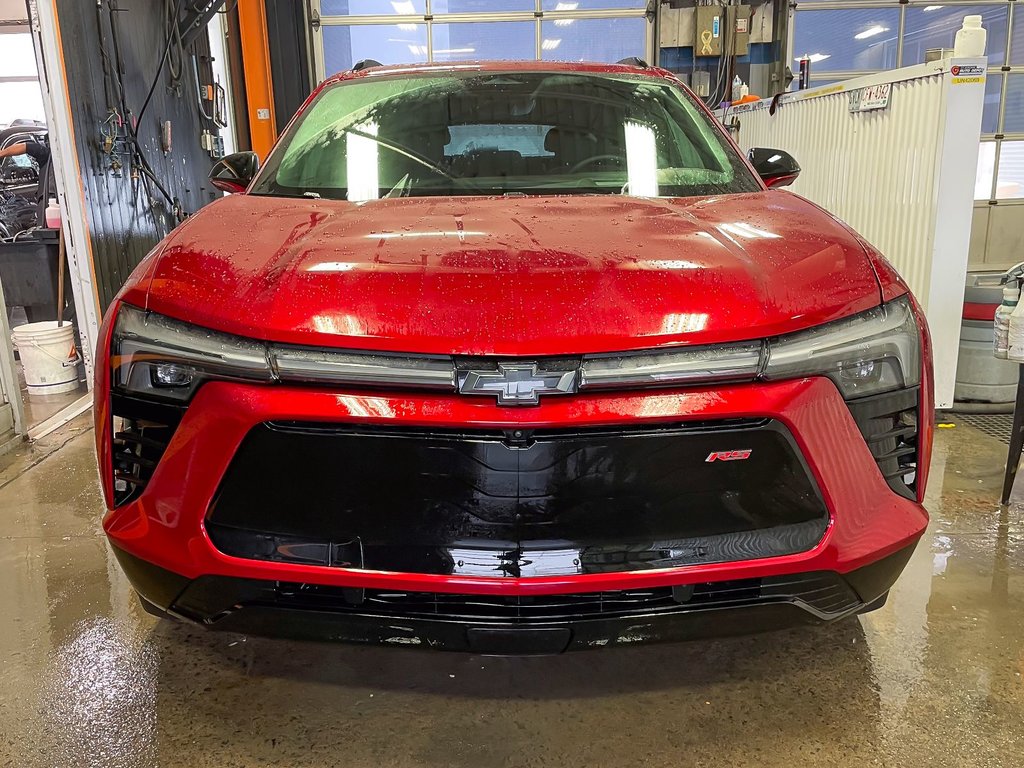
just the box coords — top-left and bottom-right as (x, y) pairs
(731, 76), (743, 102)
(994, 283), (1019, 359)
(1007, 295), (1024, 362)
(44, 197), (61, 229)
(954, 15), (987, 58)
(11, 321), (79, 397)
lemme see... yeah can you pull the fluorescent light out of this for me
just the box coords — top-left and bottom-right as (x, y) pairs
(796, 53), (830, 63)
(391, 0), (416, 13)
(854, 25), (889, 40)
(624, 120), (658, 198)
(435, 47), (476, 54)
(554, 19), (575, 26)
(923, 5), (942, 10)
(406, 44), (427, 56)
(397, 23), (418, 31)
(346, 121), (379, 203)
(541, 39), (561, 51)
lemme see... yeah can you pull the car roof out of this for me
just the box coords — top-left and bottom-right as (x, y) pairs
(0, 125), (46, 143)
(322, 60), (673, 87)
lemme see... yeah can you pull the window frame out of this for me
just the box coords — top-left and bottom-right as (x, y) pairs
(309, 0), (654, 83)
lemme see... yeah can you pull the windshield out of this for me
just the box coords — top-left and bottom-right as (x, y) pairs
(250, 71), (760, 201)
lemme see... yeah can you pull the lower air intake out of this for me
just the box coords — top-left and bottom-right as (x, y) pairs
(110, 393), (184, 506)
(847, 387), (919, 500)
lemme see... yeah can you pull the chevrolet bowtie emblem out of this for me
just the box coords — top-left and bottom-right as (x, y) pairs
(459, 363), (578, 406)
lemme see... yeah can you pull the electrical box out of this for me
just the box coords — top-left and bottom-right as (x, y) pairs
(728, 5), (752, 57)
(659, 4), (683, 48)
(694, 4), (723, 58)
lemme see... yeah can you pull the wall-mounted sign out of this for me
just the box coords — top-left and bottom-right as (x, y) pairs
(848, 83), (891, 113)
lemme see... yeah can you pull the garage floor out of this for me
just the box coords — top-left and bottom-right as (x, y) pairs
(1, 416), (1022, 767)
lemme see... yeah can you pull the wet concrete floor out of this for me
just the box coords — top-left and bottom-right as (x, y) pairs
(0, 414), (1022, 767)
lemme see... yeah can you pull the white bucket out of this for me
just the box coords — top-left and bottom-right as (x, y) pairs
(12, 321), (80, 397)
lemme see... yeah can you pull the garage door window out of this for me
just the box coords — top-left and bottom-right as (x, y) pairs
(313, 0), (652, 77)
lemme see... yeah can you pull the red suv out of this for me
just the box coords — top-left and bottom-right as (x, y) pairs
(96, 61), (931, 653)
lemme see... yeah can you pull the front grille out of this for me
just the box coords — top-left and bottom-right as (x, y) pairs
(847, 387), (919, 500)
(266, 571), (861, 622)
(207, 419), (830, 577)
(110, 393), (184, 506)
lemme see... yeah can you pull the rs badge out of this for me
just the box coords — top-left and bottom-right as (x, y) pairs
(705, 450), (752, 463)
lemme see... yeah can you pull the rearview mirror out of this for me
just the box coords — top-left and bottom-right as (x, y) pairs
(748, 148), (800, 188)
(210, 151), (260, 194)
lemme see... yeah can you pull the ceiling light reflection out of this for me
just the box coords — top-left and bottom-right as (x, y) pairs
(854, 25), (889, 40)
(661, 312), (709, 334)
(313, 314), (366, 335)
(642, 260), (701, 270)
(346, 120), (379, 203)
(308, 262), (358, 272)
(795, 53), (831, 64)
(366, 230), (485, 239)
(718, 222), (781, 240)
(336, 395), (396, 419)
(624, 120), (658, 197)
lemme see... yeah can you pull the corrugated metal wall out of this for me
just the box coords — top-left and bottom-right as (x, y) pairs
(56, 0), (222, 311)
(720, 62), (987, 407)
(725, 75), (945, 311)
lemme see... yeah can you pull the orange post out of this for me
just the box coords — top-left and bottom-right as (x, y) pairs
(236, 0), (277, 159)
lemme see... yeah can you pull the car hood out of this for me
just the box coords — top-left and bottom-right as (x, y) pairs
(130, 192), (882, 356)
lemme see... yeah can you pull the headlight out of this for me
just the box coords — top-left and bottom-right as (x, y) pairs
(111, 304), (454, 402)
(761, 296), (920, 398)
(111, 296), (919, 404)
(579, 296), (919, 399)
(112, 305), (271, 401)
(580, 342), (763, 389)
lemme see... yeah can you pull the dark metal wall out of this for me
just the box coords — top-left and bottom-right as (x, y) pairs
(56, 0), (223, 311)
(265, 0), (312, 130)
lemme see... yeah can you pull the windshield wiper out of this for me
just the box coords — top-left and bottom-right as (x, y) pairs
(342, 127), (484, 192)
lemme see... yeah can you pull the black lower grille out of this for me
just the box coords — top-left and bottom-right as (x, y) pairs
(847, 387), (919, 500)
(261, 571), (861, 623)
(207, 419), (830, 576)
(110, 393), (184, 506)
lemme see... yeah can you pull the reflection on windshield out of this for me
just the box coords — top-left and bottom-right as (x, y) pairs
(250, 71), (761, 201)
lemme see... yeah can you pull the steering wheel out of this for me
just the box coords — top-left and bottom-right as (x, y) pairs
(568, 154), (625, 174)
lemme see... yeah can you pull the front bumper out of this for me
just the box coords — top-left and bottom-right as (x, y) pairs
(114, 542), (914, 653)
(102, 376), (928, 647)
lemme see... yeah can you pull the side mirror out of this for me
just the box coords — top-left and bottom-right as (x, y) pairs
(210, 151), (260, 194)
(748, 148), (800, 188)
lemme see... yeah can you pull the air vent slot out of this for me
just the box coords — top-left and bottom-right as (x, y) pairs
(110, 393), (185, 506)
(847, 387), (919, 500)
